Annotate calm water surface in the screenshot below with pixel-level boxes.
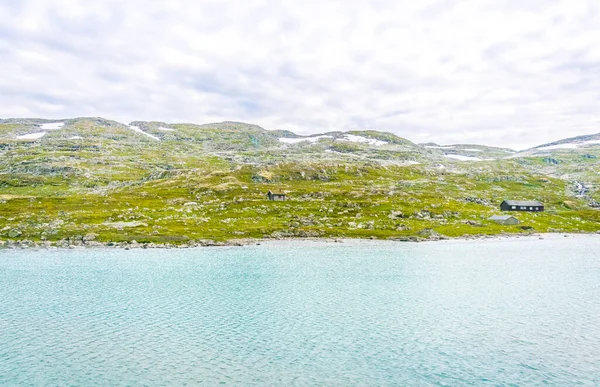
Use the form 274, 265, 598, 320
0, 236, 599, 386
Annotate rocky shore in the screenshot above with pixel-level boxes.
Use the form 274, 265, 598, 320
0, 238, 257, 250
0, 232, 595, 250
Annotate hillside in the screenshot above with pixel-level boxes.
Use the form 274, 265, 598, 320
420, 143, 517, 161
1, 117, 600, 247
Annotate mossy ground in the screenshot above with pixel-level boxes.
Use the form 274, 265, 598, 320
2, 119, 600, 245
2, 158, 599, 245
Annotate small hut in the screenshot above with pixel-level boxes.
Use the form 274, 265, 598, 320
500, 200, 544, 212
267, 190, 286, 201
488, 215, 519, 225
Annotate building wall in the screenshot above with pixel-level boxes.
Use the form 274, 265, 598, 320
501, 202, 544, 212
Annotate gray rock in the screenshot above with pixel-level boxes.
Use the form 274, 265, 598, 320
83, 233, 98, 242
8, 229, 22, 238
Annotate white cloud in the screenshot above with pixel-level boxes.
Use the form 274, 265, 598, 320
0, 0, 599, 149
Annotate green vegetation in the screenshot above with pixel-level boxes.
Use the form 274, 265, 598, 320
1, 118, 600, 247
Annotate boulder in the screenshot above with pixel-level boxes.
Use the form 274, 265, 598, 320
8, 229, 22, 238
83, 233, 98, 242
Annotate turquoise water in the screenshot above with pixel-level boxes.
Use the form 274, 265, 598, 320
0, 237, 599, 386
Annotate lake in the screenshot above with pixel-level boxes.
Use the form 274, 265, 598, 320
0, 236, 599, 385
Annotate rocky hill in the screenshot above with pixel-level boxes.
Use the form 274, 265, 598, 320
1, 117, 600, 247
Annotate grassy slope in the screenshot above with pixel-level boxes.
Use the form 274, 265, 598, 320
1, 119, 600, 245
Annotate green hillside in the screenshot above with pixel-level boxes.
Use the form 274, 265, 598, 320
1, 118, 600, 247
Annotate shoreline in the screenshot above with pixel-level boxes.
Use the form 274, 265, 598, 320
1, 232, 599, 250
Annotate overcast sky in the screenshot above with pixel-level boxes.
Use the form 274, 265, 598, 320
1, 0, 599, 149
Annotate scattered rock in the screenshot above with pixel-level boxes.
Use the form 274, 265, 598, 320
102, 221, 148, 230
416, 228, 447, 240
463, 220, 483, 226
8, 229, 22, 238
83, 233, 98, 242
388, 210, 405, 219
463, 197, 490, 206
543, 157, 559, 165
415, 210, 431, 219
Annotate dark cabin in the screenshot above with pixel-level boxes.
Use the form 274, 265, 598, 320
500, 200, 544, 212
267, 190, 286, 201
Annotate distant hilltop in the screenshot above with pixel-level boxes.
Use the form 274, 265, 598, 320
2, 117, 598, 164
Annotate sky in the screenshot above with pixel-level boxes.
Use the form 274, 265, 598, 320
1, 0, 600, 149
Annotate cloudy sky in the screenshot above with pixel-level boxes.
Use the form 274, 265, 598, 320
1, 0, 599, 149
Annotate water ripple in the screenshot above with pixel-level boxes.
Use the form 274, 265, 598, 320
0, 238, 599, 385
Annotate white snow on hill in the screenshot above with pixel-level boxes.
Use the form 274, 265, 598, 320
339, 134, 387, 146
17, 122, 65, 139
69, 136, 83, 140
445, 154, 486, 161
534, 138, 600, 151
581, 139, 600, 145
537, 143, 578, 150
462, 148, 483, 152
280, 134, 387, 146
39, 122, 64, 130
158, 127, 175, 131
128, 125, 160, 140
425, 145, 454, 149
279, 135, 333, 144
17, 132, 46, 140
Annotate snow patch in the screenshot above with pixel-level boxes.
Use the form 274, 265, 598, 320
279, 135, 333, 144
462, 148, 483, 152
17, 132, 46, 140
581, 139, 600, 145
39, 122, 64, 130
425, 145, 454, 149
339, 134, 387, 146
128, 125, 160, 140
281, 134, 386, 146
536, 140, 600, 149
537, 143, 578, 150
69, 136, 83, 140
158, 127, 175, 131
444, 154, 484, 161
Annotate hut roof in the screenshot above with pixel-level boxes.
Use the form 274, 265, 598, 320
502, 200, 543, 207
489, 215, 516, 221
